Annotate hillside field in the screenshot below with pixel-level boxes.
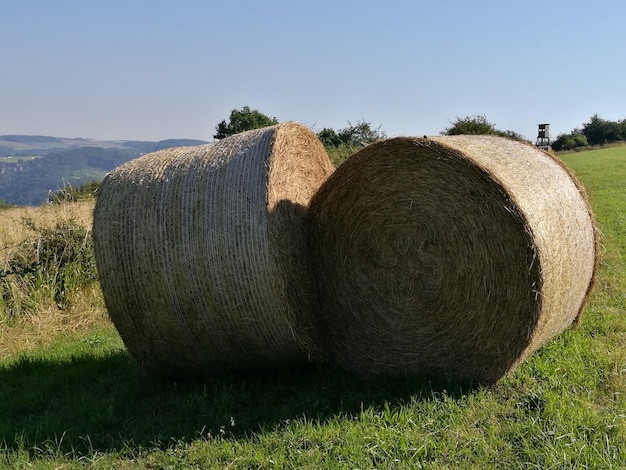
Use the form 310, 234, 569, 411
0, 146, 625, 468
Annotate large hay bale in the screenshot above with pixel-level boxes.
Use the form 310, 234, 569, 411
309, 135, 597, 384
93, 123, 334, 377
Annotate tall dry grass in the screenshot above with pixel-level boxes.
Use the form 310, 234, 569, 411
0, 200, 110, 359
0, 201, 94, 248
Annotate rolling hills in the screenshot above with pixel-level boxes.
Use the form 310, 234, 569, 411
0, 135, 209, 205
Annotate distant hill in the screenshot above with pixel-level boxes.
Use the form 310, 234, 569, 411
0, 135, 209, 205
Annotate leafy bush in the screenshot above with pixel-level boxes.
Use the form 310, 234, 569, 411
318, 120, 386, 166
0, 218, 97, 316
442, 114, 497, 135
324, 144, 354, 166
552, 132, 589, 151
442, 115, 528, 142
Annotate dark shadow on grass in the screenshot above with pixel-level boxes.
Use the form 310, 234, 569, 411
0, 349, 477, 457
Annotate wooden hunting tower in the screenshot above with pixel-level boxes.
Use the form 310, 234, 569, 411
536, 123, 550, 147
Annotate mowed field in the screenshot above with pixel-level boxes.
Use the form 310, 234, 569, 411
1, 145, 625, 469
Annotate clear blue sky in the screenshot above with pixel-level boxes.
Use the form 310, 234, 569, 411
1, 0, 624, 142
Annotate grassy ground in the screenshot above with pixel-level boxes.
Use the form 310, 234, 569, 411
1, 147, 625, 468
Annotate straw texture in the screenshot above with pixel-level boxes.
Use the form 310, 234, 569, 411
93, 123, 334, 377
308, 135, 597, 384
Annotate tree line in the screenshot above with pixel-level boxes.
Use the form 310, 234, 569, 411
217, 107, 626, 154
551, 114, 626, 151
2, 107, 622, 206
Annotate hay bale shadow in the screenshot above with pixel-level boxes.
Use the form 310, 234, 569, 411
0, 349, 476, 457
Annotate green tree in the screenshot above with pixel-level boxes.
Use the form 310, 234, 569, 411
582, 114, 623, 146
213, 106, 279, 139
317, 128, 342, 148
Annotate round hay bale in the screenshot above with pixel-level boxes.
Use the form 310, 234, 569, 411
93, 122, 334, 377
308, 135, 597, 384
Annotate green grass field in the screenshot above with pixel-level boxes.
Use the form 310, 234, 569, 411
1, 146, 625, 469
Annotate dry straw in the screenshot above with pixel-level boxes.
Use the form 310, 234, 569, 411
309, 135, 597, 384
93, 123, 334, 377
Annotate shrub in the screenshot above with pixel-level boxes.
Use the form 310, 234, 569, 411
442, 115, 528, 142
552, 132, 589, 152
325, 144, 353, 166
442, 114, 496, 135
317, 120, 386, 166
0, 218, 97, 317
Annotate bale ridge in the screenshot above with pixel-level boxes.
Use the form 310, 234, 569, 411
93, 123, 334, 377
308, 135, 597, 384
